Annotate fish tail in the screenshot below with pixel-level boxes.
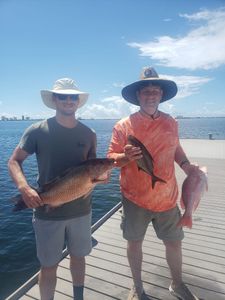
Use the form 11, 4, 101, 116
152, 175, 166, 189
176, 215, 192, 229
11, 195, 28, 211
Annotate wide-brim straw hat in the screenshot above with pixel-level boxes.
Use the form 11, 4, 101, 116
122, 67, 177, 106
41, 78, 89, 109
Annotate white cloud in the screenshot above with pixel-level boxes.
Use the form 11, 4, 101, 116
33, 111, 54, 119
101, 96, 124, 103
188, 106, 225, 117
112, 82, 126, 88
78, 95, 138, 119
128, 8, 225, 70
161, 100, 225, 117
0, 111, 10, 117
168, 75, 212, 99
160, 102, 175, 115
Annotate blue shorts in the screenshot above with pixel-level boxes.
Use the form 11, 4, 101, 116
32, 213, 92, 267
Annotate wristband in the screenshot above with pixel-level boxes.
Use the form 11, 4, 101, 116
180, 159, 190, 168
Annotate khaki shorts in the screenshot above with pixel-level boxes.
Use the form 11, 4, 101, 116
121, 196, 184, 241
32, 213, 92, 267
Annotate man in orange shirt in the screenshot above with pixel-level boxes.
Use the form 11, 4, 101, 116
108, 67, 199, 300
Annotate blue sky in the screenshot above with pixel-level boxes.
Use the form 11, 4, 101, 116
1, 0, 225, 119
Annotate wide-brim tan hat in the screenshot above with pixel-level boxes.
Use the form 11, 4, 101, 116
122, 67, 177, 106
41, 78, 89, 109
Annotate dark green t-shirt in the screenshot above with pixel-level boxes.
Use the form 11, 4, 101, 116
19, 117, 97, 220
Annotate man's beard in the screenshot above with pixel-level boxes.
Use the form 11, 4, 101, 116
60, 109, 75, 116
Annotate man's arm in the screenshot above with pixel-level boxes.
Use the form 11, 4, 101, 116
108, 144, 142, 167
8, 146, 43, 208
175, 143, 199, 175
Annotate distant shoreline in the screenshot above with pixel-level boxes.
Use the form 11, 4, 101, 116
174, 116, 225, 119
1, 116, 225, 122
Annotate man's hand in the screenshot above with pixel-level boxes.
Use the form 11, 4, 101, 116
182, 162, 200, 176
19, 185, 44, 208
124, 144, 143, 161
108, 144, 143, 168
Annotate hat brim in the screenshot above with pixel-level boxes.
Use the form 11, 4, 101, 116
40, 89, 89, 110
121, 78, 177, 106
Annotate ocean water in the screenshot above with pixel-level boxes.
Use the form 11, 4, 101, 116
0, 117, 225, 299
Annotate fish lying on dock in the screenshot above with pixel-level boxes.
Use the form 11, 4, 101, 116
177, 166, 208, 229
12, 158, 115, 211
127, 135, 166, 189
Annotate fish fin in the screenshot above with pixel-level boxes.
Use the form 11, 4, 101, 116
200, 166, 207, 174
40, 177, 62, 192
152, 175, 166, 189
11, 195, 28, 212
11, 194, 22, 202
177, 215, 192, 229
11, 187, 40, 211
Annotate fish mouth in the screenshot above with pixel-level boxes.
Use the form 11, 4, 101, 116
93, 171, 111, 183
107, 158, 115, 165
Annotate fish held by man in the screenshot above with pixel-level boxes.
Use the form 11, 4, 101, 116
12, 158, 115, 211
127, 135, 166, 189
177, 166, 208, 229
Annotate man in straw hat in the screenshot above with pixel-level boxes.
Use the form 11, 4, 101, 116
107, 67, 200, 300
8, 78, 96, 300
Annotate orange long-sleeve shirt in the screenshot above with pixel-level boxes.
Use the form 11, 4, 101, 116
108, 111, 180, 212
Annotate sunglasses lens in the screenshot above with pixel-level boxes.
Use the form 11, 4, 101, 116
55, 94, 79, 101
57, 94, 67, 100
70, 95, 79, 101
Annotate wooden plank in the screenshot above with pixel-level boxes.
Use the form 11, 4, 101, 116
180, 139, 225, 159
88, 235, 225, 275
101, 221, 225, 247
95, 225, 225, 258
57, 267, 128, 299
19, 296, 35, 300
88, 247, 225, 284
58, 261, 175, 300
93, 233, 225, 269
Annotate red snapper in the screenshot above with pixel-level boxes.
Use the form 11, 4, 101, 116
11, 158, 115, 211
177, 166, 208, 229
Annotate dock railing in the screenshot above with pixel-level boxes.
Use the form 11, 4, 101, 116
5, 201, 122, 300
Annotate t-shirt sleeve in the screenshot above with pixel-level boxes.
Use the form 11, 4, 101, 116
107, 123, 126, 157
19, 124, 37, 154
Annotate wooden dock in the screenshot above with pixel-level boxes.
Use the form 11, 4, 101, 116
6, 140, 225, 300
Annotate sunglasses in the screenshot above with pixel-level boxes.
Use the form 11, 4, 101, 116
53, 93, 79, 101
